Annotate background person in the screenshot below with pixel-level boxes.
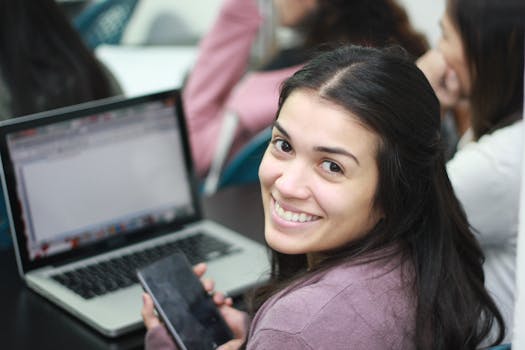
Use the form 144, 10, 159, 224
417, 0, 523, 340
0, 0, 122, 121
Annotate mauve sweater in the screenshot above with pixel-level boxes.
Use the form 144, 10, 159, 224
145, 255, 416, 350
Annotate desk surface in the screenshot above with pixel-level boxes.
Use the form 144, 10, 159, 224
95, 45, 198, 98
0, 184, 264, 350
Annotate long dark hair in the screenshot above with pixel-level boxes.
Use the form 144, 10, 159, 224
248, 45, 505, 349
302, 0, 428, 58
0, 0, 118, 118
447, 0, 524, 139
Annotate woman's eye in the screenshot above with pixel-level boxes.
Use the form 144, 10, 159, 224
321, 160, 343, 174
274, 139, 293, 153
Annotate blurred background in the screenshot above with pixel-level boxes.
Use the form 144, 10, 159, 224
59, 0, 444, 97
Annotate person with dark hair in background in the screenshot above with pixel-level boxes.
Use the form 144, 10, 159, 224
143, 45, 505, 350
183, 0, 429, 178
417, 0, 523, 341
0, 0, 122, 120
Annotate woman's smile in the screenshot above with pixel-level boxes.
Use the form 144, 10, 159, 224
272, 197, 321, 225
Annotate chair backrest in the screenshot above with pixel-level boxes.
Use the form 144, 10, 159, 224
0, 187, 11, 249
73, 0, 139, 49
488, 344, 512, 350
217, 126, 271, 190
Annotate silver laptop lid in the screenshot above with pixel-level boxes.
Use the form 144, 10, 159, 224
0, 89, 203, 275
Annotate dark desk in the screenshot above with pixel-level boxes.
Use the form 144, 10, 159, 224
0, 184, 264, 350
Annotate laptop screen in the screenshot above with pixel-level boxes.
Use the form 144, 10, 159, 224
0, 90, 199, 266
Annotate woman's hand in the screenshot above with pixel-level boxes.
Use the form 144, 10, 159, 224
417, 49, 461, 110
217, 338, 245, 350
216, 303, 250, 350
141, 262, 250, 349
142, 292, 162, 330
141, 262, 218, 330
205, 280, 250, 348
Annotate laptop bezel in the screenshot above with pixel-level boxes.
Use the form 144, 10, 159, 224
0, 89, 204, 274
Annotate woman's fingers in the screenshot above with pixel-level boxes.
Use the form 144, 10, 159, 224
213, 291, 233, 306
202, 278, 215, 293
219, 305, 249, 340
417, 49, 447, 88
193, 262, 207, 277
416, 49, 461, 109
193, 263, 217, 294
217, 338, 245, 350
439, 68, 460, 107
141, 293, 161, 330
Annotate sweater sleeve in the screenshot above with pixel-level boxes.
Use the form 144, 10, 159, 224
145, 325, 178, 350
182, 0, 263, 176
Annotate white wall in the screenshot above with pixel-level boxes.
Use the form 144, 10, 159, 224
397, 0, 444, 47
122, 0, 444, 47
122, 0, 222, 45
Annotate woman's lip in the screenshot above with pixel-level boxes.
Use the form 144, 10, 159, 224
272, 195, 318, 217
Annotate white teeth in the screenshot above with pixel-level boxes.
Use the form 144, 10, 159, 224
274, 201, 317, 223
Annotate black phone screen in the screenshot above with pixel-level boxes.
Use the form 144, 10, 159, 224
137, 252, 233, 350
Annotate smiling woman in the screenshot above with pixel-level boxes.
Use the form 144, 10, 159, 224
247, 45, 507, 350
143, 45, 506, 350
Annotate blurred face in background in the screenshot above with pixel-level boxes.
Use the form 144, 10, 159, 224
273, 0, 318, 27
438, 10, 471, 97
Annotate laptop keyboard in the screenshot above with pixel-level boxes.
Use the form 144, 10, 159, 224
51, 232, 239, 299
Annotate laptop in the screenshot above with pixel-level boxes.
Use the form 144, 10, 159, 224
0, 89, 269, 337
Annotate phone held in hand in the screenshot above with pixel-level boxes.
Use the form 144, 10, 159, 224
137, 252, 233, 350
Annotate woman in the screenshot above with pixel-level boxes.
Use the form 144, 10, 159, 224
143, 45, 505, 349
183, 0, 429, 178
417, 0, 523, 340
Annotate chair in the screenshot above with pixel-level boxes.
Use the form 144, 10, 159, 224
219, 126, 271, 188
0, 187, 11, 249
73, 0, 139, 49
488, 344, 511, 350
202, 126, 271, 195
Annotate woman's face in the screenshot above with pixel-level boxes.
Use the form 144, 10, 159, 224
259, 90, 383, 257
273, 0, 318, 27
438, 11, 471, 96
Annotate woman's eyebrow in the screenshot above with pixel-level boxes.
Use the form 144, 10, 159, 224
273, 121, 290, 139
314, 146, 360, 166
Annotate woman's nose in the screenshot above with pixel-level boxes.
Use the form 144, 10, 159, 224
274, 161, 310, 199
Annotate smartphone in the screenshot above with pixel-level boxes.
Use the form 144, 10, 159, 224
137, 252, 233, 350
